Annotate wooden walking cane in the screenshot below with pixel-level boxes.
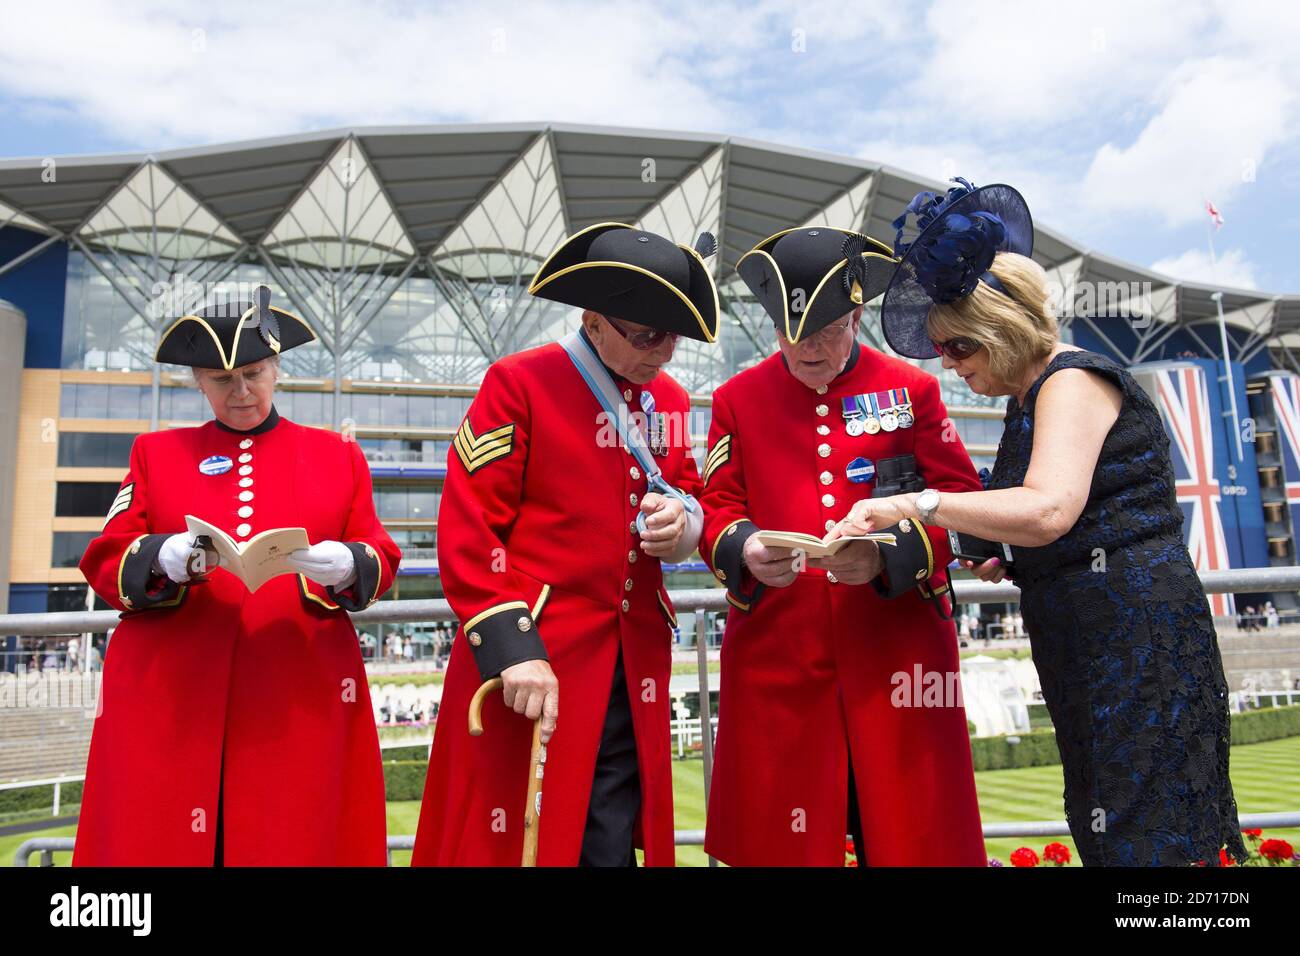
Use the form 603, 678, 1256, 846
469, 677, 545, 867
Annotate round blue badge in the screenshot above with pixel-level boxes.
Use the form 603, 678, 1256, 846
846, 457, 876, 483
199, 455, 233, 476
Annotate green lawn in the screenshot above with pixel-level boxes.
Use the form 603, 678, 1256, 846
7, 737, 1297, 867
975, 736, 1300, 865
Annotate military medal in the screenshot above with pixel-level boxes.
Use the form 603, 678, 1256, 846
841, 396, 866, 437
641, 391, 668, 456
862, 393, 882, 434
872, 388, 906, 432
894, 388, 914, 428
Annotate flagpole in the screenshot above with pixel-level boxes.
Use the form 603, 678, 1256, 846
1206, 203, 1243, 464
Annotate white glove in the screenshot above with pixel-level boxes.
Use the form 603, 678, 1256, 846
288, 541, 357, 589
157, 533, 206, 584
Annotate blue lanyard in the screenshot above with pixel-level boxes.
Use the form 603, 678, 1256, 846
560, 330, 700, 533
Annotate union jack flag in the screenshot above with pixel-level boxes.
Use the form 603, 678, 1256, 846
1154, 366, 1235, 616
1269, 376, 1300, 531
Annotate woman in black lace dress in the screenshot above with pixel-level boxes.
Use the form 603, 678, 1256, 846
835, 179, 1245, 866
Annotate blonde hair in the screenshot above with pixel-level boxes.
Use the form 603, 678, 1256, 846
927, 252, 1058, 387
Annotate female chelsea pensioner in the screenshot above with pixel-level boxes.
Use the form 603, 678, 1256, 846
834, 179, 1246, 867
75, 287, 400, 866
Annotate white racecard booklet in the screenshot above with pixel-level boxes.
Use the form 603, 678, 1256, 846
753, 529, 897, 559
185, 515, 311, 592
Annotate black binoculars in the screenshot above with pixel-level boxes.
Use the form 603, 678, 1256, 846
872, 454, 926, 498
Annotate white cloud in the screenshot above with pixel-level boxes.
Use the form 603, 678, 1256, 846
2, 0, 1298, 293
1150, 246, 1258, 290
1080, 56, 1292, 227
0, 1, 749, 145
853, 136, 1085, 239
845, 1, 1300, 243
899, 0, 1211, 132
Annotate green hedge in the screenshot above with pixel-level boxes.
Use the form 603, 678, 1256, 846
382, 745, 430, 762
369, 673, 445, 689
970, 730, 1063, 771
969, 704, 1300, 772
1230, 703, 1300, 745
6, 707, 1296, 811
1027, 703, 1053, 729
383, 760, 430, 801
0, 781, 83, 815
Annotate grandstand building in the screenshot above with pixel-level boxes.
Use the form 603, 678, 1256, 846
1, 122, 1298, 660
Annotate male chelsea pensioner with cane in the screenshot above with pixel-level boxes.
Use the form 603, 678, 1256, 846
699, 227, 987, 866
412, 224, 720, 866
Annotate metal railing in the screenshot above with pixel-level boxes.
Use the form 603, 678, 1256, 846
12, 566, 1300, 637
4, 565, 1300, 867
16, 811, 1300, 866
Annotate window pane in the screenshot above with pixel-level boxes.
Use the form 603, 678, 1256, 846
350, 393, 381, 426
57, 432, 136, 467
55, 482, 121, 517
166, 387, 206, 420
106, 385, 137, 419
52, 531, 97, 568
291, 391, 325, 424
406, 395, 437, 428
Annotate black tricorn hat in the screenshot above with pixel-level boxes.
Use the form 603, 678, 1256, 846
528, 223, 720, 342
736, 227, 897, 343
155, 286, 316, 369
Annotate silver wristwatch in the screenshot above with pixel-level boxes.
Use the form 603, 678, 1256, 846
915, 488, 941, 524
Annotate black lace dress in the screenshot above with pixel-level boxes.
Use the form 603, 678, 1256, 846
987, 349, 1246, 866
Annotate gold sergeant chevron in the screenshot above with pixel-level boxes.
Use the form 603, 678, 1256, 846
453, 420, 516, 474
703, 434, 731, 484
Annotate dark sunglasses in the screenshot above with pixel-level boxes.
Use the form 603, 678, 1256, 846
604, 315, 678, 350
931, 336, 982, 360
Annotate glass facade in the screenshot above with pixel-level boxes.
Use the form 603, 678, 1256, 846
356, 438, 447, 463
52, 531, 97, 568
47, 152, 1010, 601
54, 482, 121, 517
59, 250, 1006, 415
57, 431, 136, 467
374, 484, 440, 521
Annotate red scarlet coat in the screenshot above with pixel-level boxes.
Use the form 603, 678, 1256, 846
699, 344, 987, 866
412, 342, 698, 866
75, 410, 399, 866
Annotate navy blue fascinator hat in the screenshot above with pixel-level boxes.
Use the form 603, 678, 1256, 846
880, 178, 1033, 359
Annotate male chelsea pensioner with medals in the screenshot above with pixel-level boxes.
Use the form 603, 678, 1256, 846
699, 228, 987, 866
412, 224, 720, 866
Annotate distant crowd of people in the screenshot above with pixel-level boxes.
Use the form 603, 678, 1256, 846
358, 624, 456, 667
1238, 602, 1282, 631
2, 636, 105, 673
956, 609, 1025, 643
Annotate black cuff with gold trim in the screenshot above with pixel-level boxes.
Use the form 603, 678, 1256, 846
710, 518, 764, 610
872, 518, 936, 600
119, 533, 186, 611
463, 602, 548, 681
327, 542, 383, 611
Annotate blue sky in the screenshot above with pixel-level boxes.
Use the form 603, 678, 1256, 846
2, 0, 1297, 292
